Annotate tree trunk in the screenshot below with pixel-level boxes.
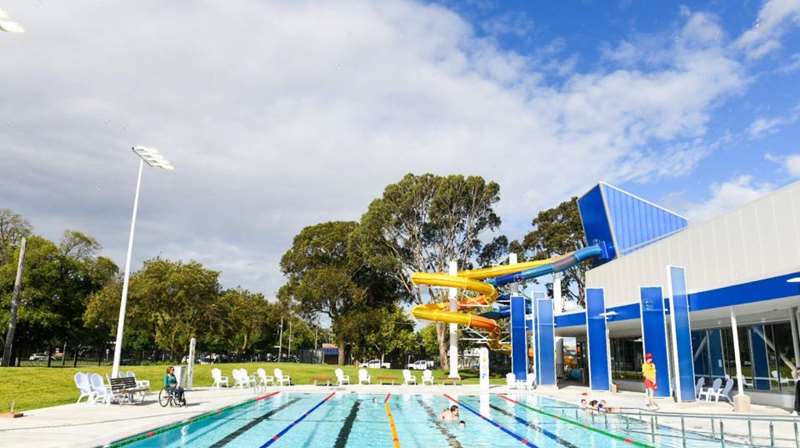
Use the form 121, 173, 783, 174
73, 348, 79, 368
435, 322, 448, 370
46, 344, 52, 368
61, 341, 67, 367
337, 336, 345, 366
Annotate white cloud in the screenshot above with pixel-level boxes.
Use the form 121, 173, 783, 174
0, 1, 745, 295
748, 105, 800, 138
765, 152, 800, 176
684, 175, 776, 220
736, 0, 800, 59
778, 53, 800, 73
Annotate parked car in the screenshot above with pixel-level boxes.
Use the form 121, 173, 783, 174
406, 360, 432, 370
28, 353, 51, 361
359, 359, 390, 369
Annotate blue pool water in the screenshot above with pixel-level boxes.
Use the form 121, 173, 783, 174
115, 392, 727, 447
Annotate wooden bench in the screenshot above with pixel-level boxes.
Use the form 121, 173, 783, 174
311, 376, 333, 386
376, 376, 399, 385
439, 378, 462, 386
109, 376, 149, 403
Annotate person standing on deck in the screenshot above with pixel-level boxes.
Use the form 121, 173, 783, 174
642, 353, 658, 409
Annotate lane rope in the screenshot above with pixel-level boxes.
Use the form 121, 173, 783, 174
499, 394, 652, 448
258, 392, 335, 448
443, 394, 539, 447
384, 393, 401, 447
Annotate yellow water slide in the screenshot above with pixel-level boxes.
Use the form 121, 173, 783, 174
410, 260, 550, 351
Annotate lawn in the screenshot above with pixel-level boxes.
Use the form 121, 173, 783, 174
0, 362, 504, 412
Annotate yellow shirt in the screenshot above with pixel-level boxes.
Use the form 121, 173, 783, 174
642, 361, 656, 382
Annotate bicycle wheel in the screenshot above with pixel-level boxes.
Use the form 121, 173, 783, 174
158, 388, 171, 407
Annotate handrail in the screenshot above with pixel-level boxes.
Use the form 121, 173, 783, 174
538, 405, 800, 422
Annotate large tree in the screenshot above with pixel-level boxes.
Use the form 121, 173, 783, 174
354, 173, 502, 369
521, 197, 589, 308
280, 221, 397, 365
0, 209, 32, 264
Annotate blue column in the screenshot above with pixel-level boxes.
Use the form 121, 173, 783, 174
708, 329, 725, 379
668, 266, 696, 402
536, 298, 556, 386
586, 288, 611, 391
640, 287, 671, 398
510, 295, 528, 381
750, 325, 771, 390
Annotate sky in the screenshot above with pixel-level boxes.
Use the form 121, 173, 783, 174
1, 0, 799, 298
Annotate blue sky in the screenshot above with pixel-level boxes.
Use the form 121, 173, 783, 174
2, 0, 799, 295
439, 0, 800, 223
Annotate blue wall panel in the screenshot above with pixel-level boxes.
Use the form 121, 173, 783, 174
578, 185, 617, 262
555, 312, 585, 328
708, 329, 725, 378
640, 287, 671, 398
510, 295, 528, 381
600, 183, 688, 257
536, 298, 556, 386
750, 325, 770, 390
586, 288, 611, 391
668, 267, 695, 401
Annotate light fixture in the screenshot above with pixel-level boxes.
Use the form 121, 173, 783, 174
0, 8, 25, 33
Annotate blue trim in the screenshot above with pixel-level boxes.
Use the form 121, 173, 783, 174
586, 289, 611, 391
669, 267, 695, 402
536, 298, 556, 386
510, 296, 528, 381
750, 325, 770, 390
690, 271, 800, 311
555, 312, 585, 328
640, 287, 671, 398
605, 302, 641, 322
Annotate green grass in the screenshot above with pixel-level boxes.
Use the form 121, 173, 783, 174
0, 362, 504, 412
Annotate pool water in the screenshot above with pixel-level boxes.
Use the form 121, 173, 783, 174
114, 392, 727, 448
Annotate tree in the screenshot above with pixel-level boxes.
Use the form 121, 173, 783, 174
85, 258, 220, 360
0, 209, 32, 264
354, 173, 502, 369
216, 288, 271, 355
279, 221, 396, 365
521, 197, 589, 308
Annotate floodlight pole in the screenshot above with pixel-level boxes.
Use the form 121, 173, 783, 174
111, 159, 144, 378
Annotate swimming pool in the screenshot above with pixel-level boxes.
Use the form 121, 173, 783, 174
110, 392, 728, 447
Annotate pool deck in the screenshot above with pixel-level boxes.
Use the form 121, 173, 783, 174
0, 384, 796, 447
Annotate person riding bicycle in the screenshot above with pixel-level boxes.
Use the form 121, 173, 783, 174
163, 366, 186, 405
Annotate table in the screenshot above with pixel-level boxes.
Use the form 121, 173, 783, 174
376, 376, 399, 385
311, 376, 333, 386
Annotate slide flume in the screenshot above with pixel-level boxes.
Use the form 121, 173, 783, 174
411, 246, 603, 351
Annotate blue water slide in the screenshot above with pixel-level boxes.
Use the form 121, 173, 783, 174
487, 245, 604, 288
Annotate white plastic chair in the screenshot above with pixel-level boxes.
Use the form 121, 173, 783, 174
74, 372, 93, 403
241, 368, 256, 387
89, 373, 112, 405
506, 372, 517, 390
212, 368, 229, 388
524, 373, 536, 390
694, 377, 705, 399
126, 371, 150, 389
422, 370, 434, 385
402, 369, 417, 385
335, 368, 351, 385
358, 368, 371, 385
708, 378, 734, 403
698, 378, 722, 401
257, 368, 274, 387
274, 368, 291, 386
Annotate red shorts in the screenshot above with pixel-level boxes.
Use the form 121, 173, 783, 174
644, 379, 657, 390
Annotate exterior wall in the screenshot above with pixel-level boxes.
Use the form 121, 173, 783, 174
586, 180, 800, 308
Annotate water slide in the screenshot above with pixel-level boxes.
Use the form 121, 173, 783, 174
411, 245, 604, 350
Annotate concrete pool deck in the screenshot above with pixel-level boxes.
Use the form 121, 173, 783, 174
0, 384, 796, 447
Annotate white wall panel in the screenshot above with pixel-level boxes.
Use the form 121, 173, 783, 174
587, 180, 800, 308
